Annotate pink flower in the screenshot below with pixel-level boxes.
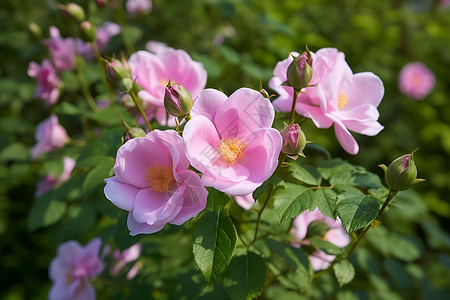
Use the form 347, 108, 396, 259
126, 0, 152, 17
35, 156, 76, 197
77, 22, 121, 60
183, 88, 282, 210
269, 48, 384, 155
27, 59, 60, 107
145, 40, 169, 54
45, 26, 76, 72
48, 238, 104, 300
31, 114, 68, 159
398, 61, 435, 100
292, 208, 350, 271
110, 243, 141, 279
104, 130, 208, 236
128, 48, 207, 126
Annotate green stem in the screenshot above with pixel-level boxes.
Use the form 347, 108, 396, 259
345, 190, 398, 258
250, 184, 275, 246
91, 41, 116, 101
129, 92, 153, 132
111, 0, 135, 55
289, 90, 300, 125
75, 59, 99, 112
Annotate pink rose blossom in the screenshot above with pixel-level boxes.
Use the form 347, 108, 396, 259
292, 208, 350, 271
77, 22, 121, 60
110, 243, 141, 279
27, 59, 60, 107
48, 238, 104, 300
269, 48, 384, 155
398, 61, 435, 100
126, 0, 152, 17
104, 130, 208, 236
45, 26, 76, 72
183, 88, 282, 210
145, 40, 169, 54
31, 114, 68, 159
35, 156, 76, 197
128, 48, 207, 126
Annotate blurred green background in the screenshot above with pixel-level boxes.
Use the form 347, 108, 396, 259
1, 0, 449, 299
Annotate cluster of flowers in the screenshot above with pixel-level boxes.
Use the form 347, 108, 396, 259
26, 3, 433, 297
48, 238, 141, 300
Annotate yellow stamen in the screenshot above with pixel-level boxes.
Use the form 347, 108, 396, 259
160, 78, 168, 87
338, 92, 349, 110
145, 164, 174, 192
219, 137, 247, 165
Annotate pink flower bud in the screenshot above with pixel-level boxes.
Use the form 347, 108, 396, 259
79, 21, 97, 42
58, 2, 86, 22
283, 48, 313, 91
380, 149, 424, 191
280, 124, 307, 158
106, 57, 131, 83
164, 81, 193, 117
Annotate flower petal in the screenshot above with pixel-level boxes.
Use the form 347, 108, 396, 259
104, 177, 138, 211
127, 213, 165, 236
233, 193, 255, 210
191, 88, 228, 120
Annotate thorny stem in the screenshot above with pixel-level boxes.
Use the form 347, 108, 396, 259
289, 89, 300, 125
345, 189, 398, 258
129, 91, 153, 132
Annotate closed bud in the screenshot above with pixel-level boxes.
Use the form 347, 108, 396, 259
106, 57, 131, 83
128, 127, 146, 139
283, 47, 313, 91
59, 3, 86, 23
118, 78, 134, 93
79, 21, 97, 42
96, 0, 107, 8
164, 81, 193, 117
28, 22, 42, 40
379, 149, 424, 191
280, 124, 307, 159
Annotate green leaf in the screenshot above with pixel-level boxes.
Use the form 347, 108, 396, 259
333, 259, 355, 286
192, 210, 237, 283
273, 182, 316, 222
266, 239, 313, 291
336, 192, 380, 234
82, 157, 114, 196
223, 251, 267, 300
205, 188, 230, 211
59, 203, 96, 239
309, 237, 344, 255
289, 163, 322, 186
0, 142, 29, 161
315, 188, 337, 219
27, 192, 66, 231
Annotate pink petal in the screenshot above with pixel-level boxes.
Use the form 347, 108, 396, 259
169, 170, 208, 225
214, 88, 275, 139
104, 177, 138, 211
132, 187, 184, 225
233, 193, 255, 210
183, 115, 222, 172
127, 212, 165, 236
309, 250, 335, 271
67, 279, 96, 300
191, 88, 228, 120
342, 72, 384, 109
332, 118, 359, 155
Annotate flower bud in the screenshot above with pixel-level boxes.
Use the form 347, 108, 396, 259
280, 124, 307, 159
128, 127, 146, 139
106, 57, 131, 84
96, 0, 107, 8
283, 48, 313, 91
379, 149, 424, 191
79, 21, 97, 42
164, 81, 193, 117
28, 22, 42, 40
59, 3, 86, 23
118, 78, 134, 93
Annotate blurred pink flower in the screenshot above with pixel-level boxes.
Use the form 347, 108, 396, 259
110, 243, 141, 279
27, 59, 60, 107
269, 48, 384, 155
35, 156, 76, 197
77, 22, 121, 60
183, 88, 282, 210
31, 114, 68, 159
104, 130, 208, 236
128, 48, 207, 126
45, 26, 76, 72
126, 0, 152, 17
398, 61, 435, 100
292, 208, 350, 271
48, 238, 104, 300
145, 40, 169, 54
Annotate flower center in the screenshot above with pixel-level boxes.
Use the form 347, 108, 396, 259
219, 137, 247, 165
145, 164, 174, 192
338, 92, 349, 110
